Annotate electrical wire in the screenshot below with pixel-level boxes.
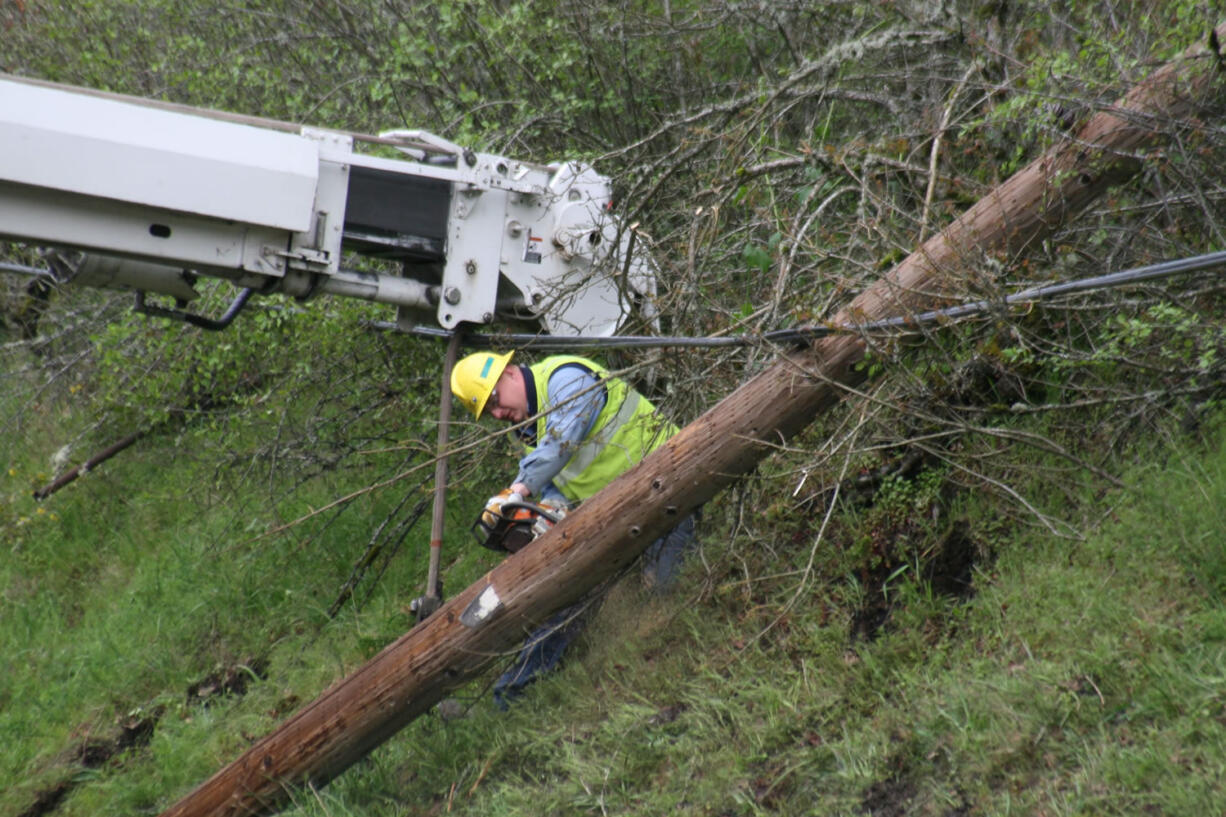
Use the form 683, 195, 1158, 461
375, 249, 1226, 351
9, 248, 1225, 348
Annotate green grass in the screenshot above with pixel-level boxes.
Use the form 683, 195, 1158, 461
4, 370, 1226, 817
292, 432, 1226, 817
0, 370, 497, 816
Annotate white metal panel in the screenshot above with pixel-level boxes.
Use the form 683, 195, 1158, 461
0, 180, 286, 277
0, 78, 318, 232
439, 186, 505, 328
295, 129, 351, 272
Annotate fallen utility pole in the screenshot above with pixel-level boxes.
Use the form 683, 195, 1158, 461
160, 23, 1226, 817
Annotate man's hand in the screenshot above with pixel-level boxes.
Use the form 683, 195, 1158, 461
481, 488, 523, 527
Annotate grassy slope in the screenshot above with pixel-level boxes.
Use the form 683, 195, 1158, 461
3, 371, 1224, 816
0, 362, 497, 816
337, 433, 1225, 817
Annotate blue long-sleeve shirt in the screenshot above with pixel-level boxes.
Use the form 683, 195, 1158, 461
514, 364, 606, 504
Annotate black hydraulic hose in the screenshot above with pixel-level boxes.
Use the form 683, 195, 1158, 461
0, 264, 256, 330
134, 287, 255, 330
380, 249, 1226, 351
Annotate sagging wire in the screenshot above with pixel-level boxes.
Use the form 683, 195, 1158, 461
376, 249, 1226, 351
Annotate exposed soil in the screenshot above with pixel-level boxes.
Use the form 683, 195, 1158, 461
18, 709, 161, 817
20, 656, 267, 817
851, 520, 986, 644
860, 774, 917, 817
185, 656, 269, 705
922, 524, 979, 599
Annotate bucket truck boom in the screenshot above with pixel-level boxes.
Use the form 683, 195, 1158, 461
0, 75, 655, 335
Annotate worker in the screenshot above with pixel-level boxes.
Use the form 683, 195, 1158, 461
451, 349, 698, 707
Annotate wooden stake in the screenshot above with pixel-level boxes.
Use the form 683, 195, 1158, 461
417, 331, 461, 620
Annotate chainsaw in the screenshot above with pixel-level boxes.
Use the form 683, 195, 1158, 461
471, 499, 566, 554
412, 499, 566, 622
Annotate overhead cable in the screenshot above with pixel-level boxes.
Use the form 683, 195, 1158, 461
381, 249, 1226, 351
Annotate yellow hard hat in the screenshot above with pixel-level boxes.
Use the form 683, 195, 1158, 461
451, 350, 514, 419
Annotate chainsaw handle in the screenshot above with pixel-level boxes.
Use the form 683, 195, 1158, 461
499, 500, 563, 524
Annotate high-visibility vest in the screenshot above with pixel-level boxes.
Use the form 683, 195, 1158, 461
526, 355, 677, 502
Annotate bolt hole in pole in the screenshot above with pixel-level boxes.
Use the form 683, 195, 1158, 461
149, 224, 172, 238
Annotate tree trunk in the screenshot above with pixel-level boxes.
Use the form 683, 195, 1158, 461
160, 24, 1226, 817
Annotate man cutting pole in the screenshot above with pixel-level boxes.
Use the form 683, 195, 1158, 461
451, 350, 698, 706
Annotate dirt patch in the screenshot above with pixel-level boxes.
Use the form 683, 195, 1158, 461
21, 657, 268, 817
860, 774, 917, 817
796, 448, 988, 644
19, 709, 161, 817
186, 656, 269, 705
850, 593, 895, 642
850, 519, 987, 643
923, 523, 980, 602
647, 702, 687, 726
18, 781, 73, 817
746, 759, 796, 809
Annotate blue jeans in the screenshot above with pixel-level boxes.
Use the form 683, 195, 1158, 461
493, 514, 698, 709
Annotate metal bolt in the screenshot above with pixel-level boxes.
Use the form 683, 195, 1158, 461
444, 287, 461, 305
482, 312, 493, 323
465, 260, 478, 276
628, 525, 642, 537
507, 220, 523, 238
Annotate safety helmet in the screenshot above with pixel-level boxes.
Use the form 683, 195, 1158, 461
451, 350, 514, 419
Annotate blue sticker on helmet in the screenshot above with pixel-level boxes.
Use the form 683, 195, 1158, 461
480, 356, 494, 378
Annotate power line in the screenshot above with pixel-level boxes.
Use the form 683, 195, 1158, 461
379, 249, 1226, 351
9, 248, 1225, 348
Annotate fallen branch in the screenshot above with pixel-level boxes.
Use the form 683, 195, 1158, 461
33, 431, 145, 500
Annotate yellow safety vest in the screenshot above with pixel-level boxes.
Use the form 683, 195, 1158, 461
526, 355, 676, 502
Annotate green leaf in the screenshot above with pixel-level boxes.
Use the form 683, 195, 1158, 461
742, 245, 771, 273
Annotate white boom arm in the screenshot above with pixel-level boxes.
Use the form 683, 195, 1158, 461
0, 76, 656, 336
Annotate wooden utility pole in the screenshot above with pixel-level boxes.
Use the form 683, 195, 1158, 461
160, 24, 1226, 817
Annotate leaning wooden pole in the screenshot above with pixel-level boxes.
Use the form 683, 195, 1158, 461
161, 25, 1226, 817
